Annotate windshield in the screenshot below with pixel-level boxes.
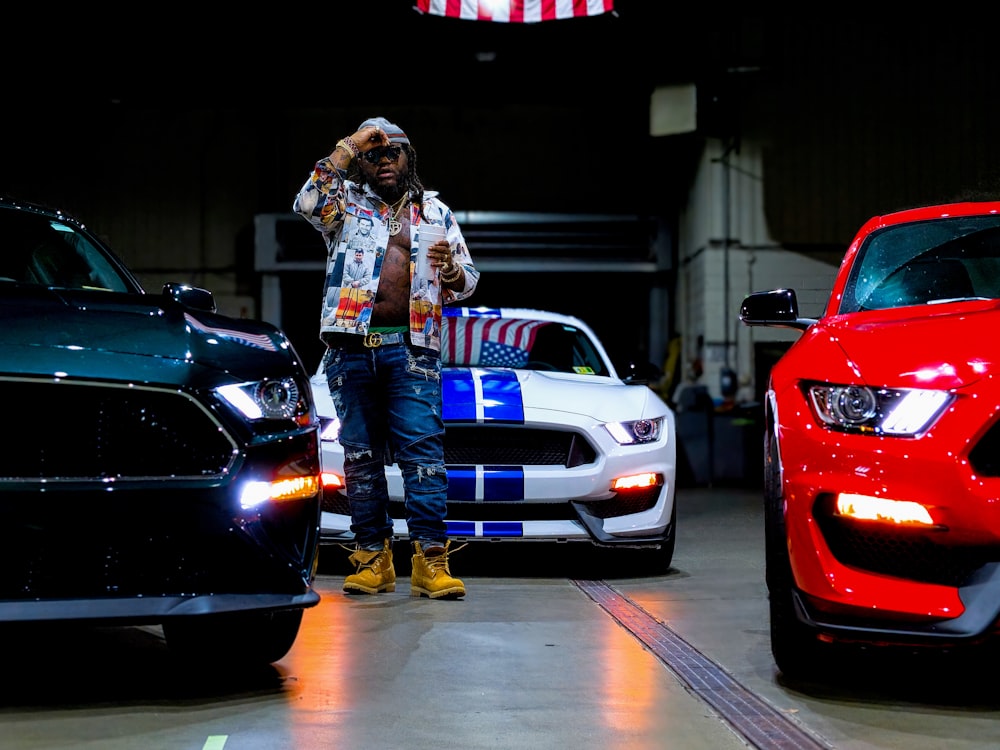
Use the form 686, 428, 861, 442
841, 215, 1000, 313
0, 207, 134, 292
441, 317, 610, 376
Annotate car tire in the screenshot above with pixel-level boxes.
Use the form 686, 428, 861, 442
763, 426, 832, 681
163, 608, 304, 666
656, 498, 677, 571
624, 498, 676, 574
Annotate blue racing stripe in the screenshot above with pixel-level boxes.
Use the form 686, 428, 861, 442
484, 465, 524, 501
446, 466, 524, 501
480, 370, 524, 422
443, 521, 524, 538
442, 368, 525, 423
483, 522, 523, 537
446, 521, 476, 536
442, 369, 476, 421
446, 466, 476, 500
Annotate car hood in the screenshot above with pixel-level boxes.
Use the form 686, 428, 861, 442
2, 287, 297, 386
441, 367, 665, 423
815, 303, 1000, 390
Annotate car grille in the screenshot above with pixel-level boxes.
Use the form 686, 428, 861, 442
585, 486, 661, 518
0, 377, 237, 481
442, 426, 597, 467
4, 518, 261, 598
815, 495, 999, 587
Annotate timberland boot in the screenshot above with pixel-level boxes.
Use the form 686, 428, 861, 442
410, 540, 467, 599
343, 539, 396, 594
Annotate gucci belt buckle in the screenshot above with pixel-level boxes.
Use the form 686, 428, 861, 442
363, 332, 383, 348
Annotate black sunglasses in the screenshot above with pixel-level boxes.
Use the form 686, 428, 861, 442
362, 145, 403, 164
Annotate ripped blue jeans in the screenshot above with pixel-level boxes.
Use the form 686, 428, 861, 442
323, 342, 448, 549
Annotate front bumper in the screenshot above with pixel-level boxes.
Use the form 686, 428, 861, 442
793, 561, 1000, 646
0, 431, 322, 617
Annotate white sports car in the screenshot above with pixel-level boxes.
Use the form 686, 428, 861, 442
311, 307, 677, 566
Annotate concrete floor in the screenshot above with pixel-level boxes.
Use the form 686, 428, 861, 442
3, 488, 1000, 749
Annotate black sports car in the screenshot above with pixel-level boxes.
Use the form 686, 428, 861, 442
0, 197, 322, 665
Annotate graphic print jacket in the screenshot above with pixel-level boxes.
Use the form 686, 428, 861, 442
293, 156, 479, 352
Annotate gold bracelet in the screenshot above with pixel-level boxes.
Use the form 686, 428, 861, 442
335, 137, 360, 159
439, 263, 463, 283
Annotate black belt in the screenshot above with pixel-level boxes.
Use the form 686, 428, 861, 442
322, 331, 409, 350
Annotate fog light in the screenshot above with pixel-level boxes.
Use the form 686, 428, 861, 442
835, 493, 934, 526
240, 476, 320, 509
611, 472, 662, 491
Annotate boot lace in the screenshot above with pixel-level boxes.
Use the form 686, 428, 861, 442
424, 542, 467, 573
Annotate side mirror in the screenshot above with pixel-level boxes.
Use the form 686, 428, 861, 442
622, 360, 661, 385
162, 282, 217, 313
739, 288, 814, 331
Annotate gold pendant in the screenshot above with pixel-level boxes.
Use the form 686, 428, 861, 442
389, 220, 401, 236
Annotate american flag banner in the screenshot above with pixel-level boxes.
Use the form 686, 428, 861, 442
414, 0, 615, 23
443, 317, 547, 367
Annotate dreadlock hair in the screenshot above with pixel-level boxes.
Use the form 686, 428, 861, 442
401, 144, 427, 223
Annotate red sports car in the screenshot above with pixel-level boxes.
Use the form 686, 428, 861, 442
740, 200, 1000, 679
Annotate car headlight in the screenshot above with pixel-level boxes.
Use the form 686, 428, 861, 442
803, 382, 953, 437
217, 377, 304, 420
604, 417, 664, 445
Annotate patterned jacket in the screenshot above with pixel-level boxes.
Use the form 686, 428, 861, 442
293, 156, 479, 352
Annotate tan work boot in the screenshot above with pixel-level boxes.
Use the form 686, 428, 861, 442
411, 541, 467, 599
343, 539, 396, 594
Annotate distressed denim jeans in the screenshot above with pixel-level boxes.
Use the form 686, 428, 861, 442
323, 342, 448, 549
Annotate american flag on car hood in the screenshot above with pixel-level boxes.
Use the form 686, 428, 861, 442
414, 0, 615, 23
443, 316, 547, 367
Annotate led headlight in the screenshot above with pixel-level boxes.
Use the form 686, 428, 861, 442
218, 377, 302, 420
604, 417, 664, 445
804, 381, 952, 436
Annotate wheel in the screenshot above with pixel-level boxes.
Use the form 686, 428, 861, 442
619, 499, 676, 574
653, 497, 677, 571
163, 608, 304, 666
763, 426, 832, 680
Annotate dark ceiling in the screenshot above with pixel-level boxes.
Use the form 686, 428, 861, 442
13, 3, 768, 107
14, 8, 992, 115
8, 7, 1000, 248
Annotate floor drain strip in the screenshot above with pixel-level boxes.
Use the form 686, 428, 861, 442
573, 579, 831, 750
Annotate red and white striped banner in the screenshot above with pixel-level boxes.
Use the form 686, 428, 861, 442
414, 0, 615, 23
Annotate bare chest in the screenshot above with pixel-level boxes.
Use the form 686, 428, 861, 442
372, 211, 411, 325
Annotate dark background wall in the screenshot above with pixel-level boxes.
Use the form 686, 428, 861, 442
5, 7, 1000, 367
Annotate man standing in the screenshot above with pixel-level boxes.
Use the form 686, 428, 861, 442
293, 116, 479, 598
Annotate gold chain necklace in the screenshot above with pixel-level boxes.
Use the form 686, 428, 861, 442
387, 193, 409, 236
